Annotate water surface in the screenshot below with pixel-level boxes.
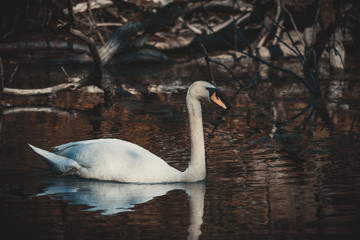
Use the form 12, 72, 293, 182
1, 63, 360, 239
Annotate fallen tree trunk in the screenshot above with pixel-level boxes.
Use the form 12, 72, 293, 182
52, 22, 145, 65
52, 1, 201, 65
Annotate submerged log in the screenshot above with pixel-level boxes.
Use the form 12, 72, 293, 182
109, 48, 170, 64
0, 41, 90, 53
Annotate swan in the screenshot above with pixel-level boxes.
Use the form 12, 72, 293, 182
29, 81, 229, 183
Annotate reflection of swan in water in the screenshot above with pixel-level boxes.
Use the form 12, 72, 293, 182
36, 177, 205, 239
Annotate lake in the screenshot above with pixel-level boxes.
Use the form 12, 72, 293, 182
1, 60, 360, 239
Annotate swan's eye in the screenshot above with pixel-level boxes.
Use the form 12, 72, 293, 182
206, 87, 217, 99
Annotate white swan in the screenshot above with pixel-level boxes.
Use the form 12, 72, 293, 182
29, 81, 229, 183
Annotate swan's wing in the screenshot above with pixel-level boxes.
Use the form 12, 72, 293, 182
29, 144, 82, 174
52, 139, 113, 152
33, 139, 183, 183
52, 139, 123, 168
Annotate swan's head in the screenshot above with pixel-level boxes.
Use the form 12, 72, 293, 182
188, 81, 230, 109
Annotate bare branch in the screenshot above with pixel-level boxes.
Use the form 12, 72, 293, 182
69, 28, 103, 87
202, 20, 317, 95
258, 12, 305, 65
1, 78, 88, 96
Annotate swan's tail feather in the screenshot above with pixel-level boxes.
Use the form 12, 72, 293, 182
29, 144, 82, 175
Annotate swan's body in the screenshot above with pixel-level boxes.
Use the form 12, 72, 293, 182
29, 81, 228, 183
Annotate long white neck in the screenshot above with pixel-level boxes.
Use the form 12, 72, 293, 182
182, 94, 206, 182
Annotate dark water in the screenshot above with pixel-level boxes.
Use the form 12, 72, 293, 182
1, 63, 360, 239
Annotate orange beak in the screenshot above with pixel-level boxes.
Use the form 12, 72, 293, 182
210, 91, 228, 109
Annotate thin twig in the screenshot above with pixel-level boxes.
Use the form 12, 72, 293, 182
200, 43, 215, 85
257, 18, 270, 48
272, 19, 283, 45
2, 3, 20, 40
67, 0, 75, 27
282, 5, 306, 48
311, 1, 321, 47
42, 0, 52, 51
9, 65, 19, 84
267, 13, 308, 67
42, 0, 52, 86
208, 58, 245, 88
85, 0, 105, 44
61, 66, 71, 81
0, 57, 4, 91
333, 45, 344, 67
232, 13, 253, 52
232, 0, 237, 49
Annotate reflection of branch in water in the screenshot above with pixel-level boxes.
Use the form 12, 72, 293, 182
272, 103, 315, 134
274, 100, 333, 135
1, 106, 75, 115
0, 103, 109, 134
300, 106, 315, 133
243, 98, 336, 145
273, 103, 313, 130
207, 89, 240, 143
